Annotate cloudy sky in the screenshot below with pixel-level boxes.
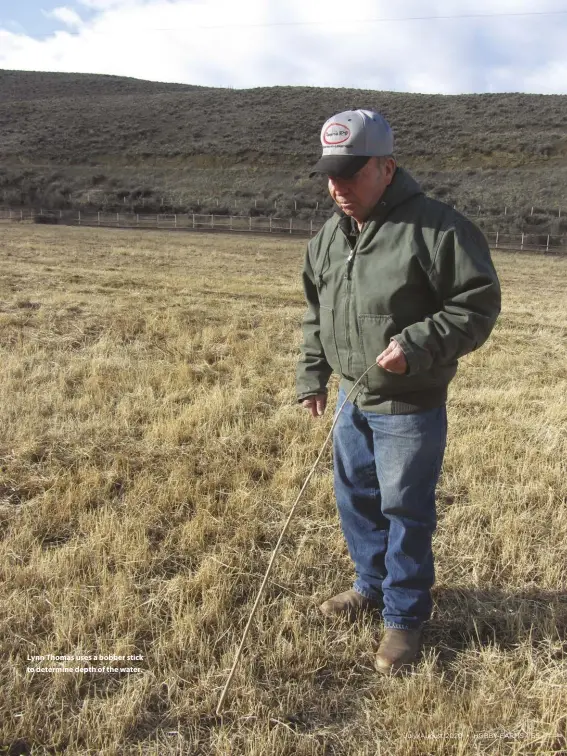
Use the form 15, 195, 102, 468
0, 0, 566, 93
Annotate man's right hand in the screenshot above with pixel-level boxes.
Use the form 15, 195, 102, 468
301, 393, 327, 418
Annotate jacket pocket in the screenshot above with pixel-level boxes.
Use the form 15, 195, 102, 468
320, 304, 343, 375
358, 313, 401, 392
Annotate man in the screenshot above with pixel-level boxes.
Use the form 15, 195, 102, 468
296, 109, 501, 674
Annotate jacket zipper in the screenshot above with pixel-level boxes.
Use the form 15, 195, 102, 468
346, 249, 355, 279
345, 222, 364, 279
342, 225, 364, 377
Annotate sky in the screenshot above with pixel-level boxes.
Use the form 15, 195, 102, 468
0, 0, 566, 94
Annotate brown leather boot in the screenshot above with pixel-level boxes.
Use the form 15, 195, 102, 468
374, 627, 423, 674
319, 589, 383, 621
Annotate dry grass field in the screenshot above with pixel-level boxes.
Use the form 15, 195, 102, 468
0, 224, 566, 755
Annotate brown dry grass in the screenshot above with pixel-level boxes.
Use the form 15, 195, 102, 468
0, 225, 566, 755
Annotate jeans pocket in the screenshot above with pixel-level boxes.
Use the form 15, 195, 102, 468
320, 304, 343, 374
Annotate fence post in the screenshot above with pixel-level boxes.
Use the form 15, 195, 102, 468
249, 216, 252, 231
531, 206, 534, 216
117, 212, 119, 227
294, 200, 297, 211
546, 234, 550, 252
269, 217, 272, 233
495, 230, 499, 249
310, 219, 313, 235
174, 214, 177, 228
98, 211, 100, 226
211, 214, 214, 228
78, 211, 81, 226
316, 201, 319, 211
290, 218, 292, 234
521, 232, 524, 250
192, 213, 195, 229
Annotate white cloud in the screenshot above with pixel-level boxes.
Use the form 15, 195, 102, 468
1, 0, 566, 93
42, 7, 85, 29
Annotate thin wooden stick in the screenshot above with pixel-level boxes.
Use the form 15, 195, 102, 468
216, 364, 377, 715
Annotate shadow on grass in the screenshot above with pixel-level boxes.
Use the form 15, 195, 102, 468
428, 585, 567, 671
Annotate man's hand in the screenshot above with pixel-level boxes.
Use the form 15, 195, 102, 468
376, 339, 408, 374
301, 393, 327, 418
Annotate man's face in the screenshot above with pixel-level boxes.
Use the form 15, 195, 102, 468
327, 157, 396, 222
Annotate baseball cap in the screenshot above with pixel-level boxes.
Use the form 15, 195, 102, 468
310, 109, 394, 178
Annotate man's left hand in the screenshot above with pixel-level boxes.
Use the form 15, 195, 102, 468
376, 339, 408, 374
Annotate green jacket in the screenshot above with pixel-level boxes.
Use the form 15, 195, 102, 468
296, 166, 502, 414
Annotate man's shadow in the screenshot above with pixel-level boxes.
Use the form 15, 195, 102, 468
424, 585, 567, 674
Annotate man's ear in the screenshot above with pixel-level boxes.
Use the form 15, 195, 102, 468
386, 157, 397, 181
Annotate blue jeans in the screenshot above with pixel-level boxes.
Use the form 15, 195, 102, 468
332, 386, 448, 630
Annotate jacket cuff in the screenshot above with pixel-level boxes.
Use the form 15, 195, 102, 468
297, 387, 328, 404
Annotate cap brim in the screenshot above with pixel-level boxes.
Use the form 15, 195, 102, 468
309, 154, 371, 179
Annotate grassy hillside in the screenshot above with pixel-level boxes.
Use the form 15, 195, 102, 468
1, 69, 566, 234
1, 224, 566, 753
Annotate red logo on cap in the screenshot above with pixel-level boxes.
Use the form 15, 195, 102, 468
323, 122, 351, 145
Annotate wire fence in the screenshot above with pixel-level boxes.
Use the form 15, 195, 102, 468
0, 208, 319, 235
2, 207, 566, 252
3, 189, 564, 220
